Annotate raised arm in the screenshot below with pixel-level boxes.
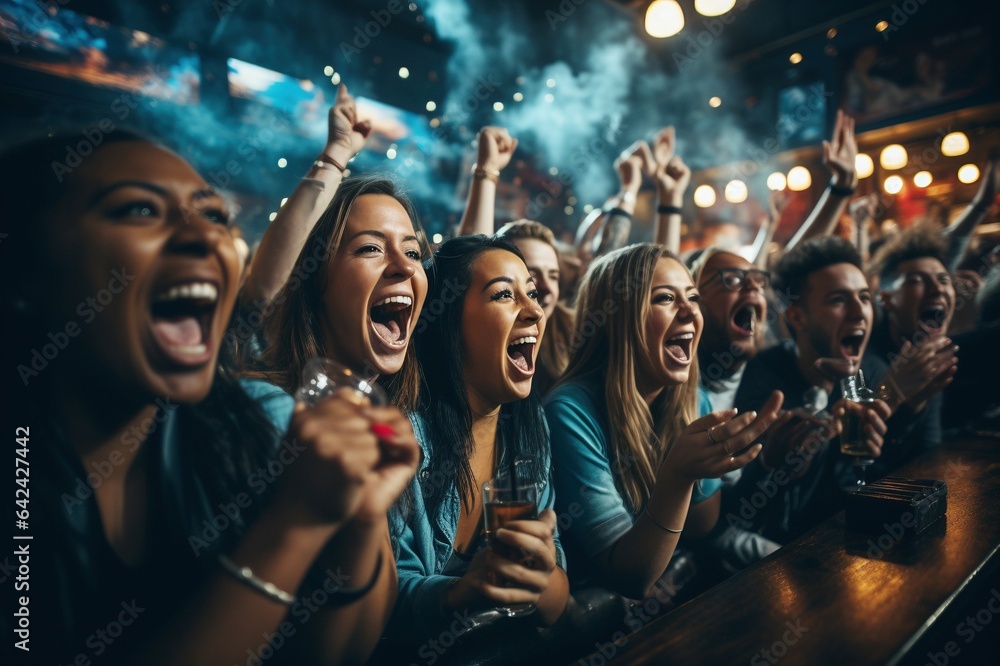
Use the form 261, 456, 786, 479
651, 127, 691, 253
751, 189, 787, 268
942, 159, 998, 271
242, 84, 371, 305
593, 140, 652, 257
786, 110, 858, 251
457, 126, 518, 236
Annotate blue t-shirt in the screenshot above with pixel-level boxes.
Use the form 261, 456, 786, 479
543, 374, 720, 586
389, 412, 566, 642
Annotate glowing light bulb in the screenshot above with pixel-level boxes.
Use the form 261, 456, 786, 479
645, 0, 684, 38
709, 96, 722, 108
884, 175, 903, 194
913, 171, 932, 188
432, 233, 443, 244
941, 132, 969, 157
513, 92, 524, 102
425, 101, 436, 112
855, 153, 874, 179
789, 52, 803, 65
694, 0, 736, 17
766, 172, 787, 191
880, 144, 907, 170
724, 179, 748, 203
958, 164, 980, 184
398, 67, 409, 79
493, 102, 504, 111
787, 166, 812, 191
323, 66, 333, 76
694, 184, 716, 208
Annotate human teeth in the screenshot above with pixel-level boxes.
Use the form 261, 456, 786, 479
510, 337, 537, 346
172, 344, 207, 354
155, 282, 218, 302
373, 295, 413, 307
668, 333, 694, 341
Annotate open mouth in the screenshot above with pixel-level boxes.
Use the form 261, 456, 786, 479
506, 336, 537, 377
664, 332, 694, 364
839, 329, 866, 360
730, 303, 759, 339
149, 281, 218, 366
369, 295, 413, 350
918, 305, 947, 334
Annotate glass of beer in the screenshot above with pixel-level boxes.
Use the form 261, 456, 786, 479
482, 471, 538, 618
840, 370, 875, 487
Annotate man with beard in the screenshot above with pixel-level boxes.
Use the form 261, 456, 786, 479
725, 237, 891, 549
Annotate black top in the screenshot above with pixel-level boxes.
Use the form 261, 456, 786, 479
6, 395, 285, 664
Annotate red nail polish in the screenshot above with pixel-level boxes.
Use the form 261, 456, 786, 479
371, 423, 398, 439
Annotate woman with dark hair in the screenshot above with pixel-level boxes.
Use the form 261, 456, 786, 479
544, 243, 781, 599
389, 235, 569, 643
1, 127, 417, 665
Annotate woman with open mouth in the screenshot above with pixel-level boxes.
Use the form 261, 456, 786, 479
2, 127, 418, 665
544, 243, 781, 600
385, 235, 570, 652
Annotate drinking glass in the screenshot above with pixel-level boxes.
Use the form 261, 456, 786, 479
295, 357, 386, 407
839, 370, 875, 487
482, 473, 538, 618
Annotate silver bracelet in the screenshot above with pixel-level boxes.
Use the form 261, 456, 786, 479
218, 555, 297, 606
642, 505, 683, 534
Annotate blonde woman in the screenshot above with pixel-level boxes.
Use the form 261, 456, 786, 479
544, 243, 782, 599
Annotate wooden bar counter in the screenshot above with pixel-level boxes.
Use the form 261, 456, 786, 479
590, 435, 1000, 665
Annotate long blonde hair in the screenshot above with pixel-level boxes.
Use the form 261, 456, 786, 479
559, 244, 700, 511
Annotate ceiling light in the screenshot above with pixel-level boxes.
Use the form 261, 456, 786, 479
645, 0, 685, 38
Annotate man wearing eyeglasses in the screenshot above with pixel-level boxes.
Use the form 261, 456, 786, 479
690, 247, 772, 414
689, 247, 779, 571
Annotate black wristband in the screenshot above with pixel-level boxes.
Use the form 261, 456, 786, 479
828, 180, 856, 197
313, 551, 384, 607
657, 204, 683, 215
606, 207, 632, 219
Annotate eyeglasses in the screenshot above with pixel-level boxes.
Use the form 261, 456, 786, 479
710, 268, 770, 291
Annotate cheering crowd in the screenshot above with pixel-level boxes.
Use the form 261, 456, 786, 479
3, 80, 998, 665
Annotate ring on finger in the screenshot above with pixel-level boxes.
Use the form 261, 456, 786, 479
707, 426, 722, 445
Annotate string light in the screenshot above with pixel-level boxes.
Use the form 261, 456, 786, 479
645, 0, 684, 38
787, 166, 812, 191
694, 184, 716, 207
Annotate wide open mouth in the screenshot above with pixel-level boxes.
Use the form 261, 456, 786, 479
149, 281, 219, 366
839, 329, 866, 359
370, 295, 414, 348
664, 331, 694, 364
918, 304, 947, 333
506, 336, 537, 375
730, 303, 760, 338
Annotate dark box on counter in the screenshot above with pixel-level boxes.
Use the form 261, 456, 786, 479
845, 477, 947, 536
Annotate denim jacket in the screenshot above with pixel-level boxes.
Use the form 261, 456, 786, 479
389, 412, 566, 641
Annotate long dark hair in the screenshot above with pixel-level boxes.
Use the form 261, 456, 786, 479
412, 235, 550, 522
243, 174, 430, 411
0, 129, 278, 515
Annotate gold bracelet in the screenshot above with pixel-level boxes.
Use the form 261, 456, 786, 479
471, 163, 500, 183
